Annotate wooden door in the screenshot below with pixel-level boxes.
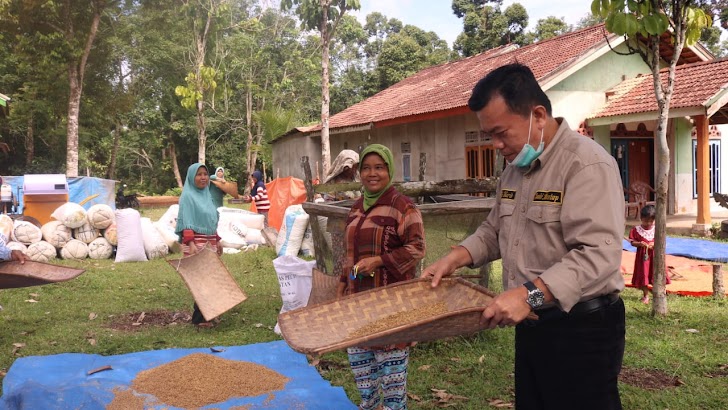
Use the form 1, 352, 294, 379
627, 139, 653, 197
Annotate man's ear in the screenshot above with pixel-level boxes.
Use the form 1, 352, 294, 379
533, 105, 548, 128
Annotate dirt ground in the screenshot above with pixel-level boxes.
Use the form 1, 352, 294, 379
107, 310, 192, 331
619, 367, 684, 390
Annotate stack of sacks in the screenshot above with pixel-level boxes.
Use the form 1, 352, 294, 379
4, 203, 117, 262
275, 204, 311, 257
217, 207, 266, 250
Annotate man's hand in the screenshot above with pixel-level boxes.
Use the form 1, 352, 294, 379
10, 250, 27, 264
422, 246, 473, 287
481, 287, 532, 328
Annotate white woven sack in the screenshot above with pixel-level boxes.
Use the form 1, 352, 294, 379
157, 204, 179, 230
220, 236, 247, 249
0, 214, 13, 239
26, 241, 57, 263
153, 221, 181, 254
114, 208, 147, 263
61, 239, 89, 260
103, 222, 118, 246
88, 237, 113, 260
299, 224, 315, 258
140, 217, 168, 260
218, 207, 265, 230
41, 221, 73, 249
86, 204, 115, 230
12, 220, 43, 245
73, 221, 100, 244
51, 202, 87, 229
6, 241, 28, 253
244, 228, 265, 245
275, 204, 310, 257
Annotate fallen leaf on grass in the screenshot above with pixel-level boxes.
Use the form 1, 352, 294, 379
29, 293, 39, 298
88, 312, 98, 320
479, 355, 485, 363
254, 323, 264, 328
0, 370, 6, 377
488, 398, 514, 408
685, 329, 699, 333
449, 357, 461, 362
87, 339, 97, 346
407, 393, 422, 402
431, 388, 468, 406
249, 284, 255, 287
11, 343, 26, 355
418, 364, 432, 371
24, 299, 38, 303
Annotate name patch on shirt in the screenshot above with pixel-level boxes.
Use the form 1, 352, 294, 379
501, 189, 516, 201
533, 190, 563, 204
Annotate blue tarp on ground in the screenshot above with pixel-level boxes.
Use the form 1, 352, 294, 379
623, 237, 728, 263
1, 176, 116, 214
0, 340, 355, 410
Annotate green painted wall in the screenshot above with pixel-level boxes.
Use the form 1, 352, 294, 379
674, 117, 693, 174
593, 125, 611, 150
551, 44, 648, 92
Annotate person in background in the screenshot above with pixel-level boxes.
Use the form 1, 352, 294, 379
424, 63, 626, 409
321, 149, 361, 202
336, 144, 425, 410
628, 204, 666, 304
1, 233, 27, 264
175, 163, 222, 327
0, 176, 15, 214
209, 166, 226, 209
245, 170, 270, 226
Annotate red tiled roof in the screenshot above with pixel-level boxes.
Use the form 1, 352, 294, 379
320, 24, 616, 131
591, 58, 728, 119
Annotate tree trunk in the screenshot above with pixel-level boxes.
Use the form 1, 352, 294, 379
196, 99, 206, 163
108, 122, 121, 180
652, 109, 670, 316
319, 3, 331, 177
25, 116, 34, 166
245, 86, 254, 174
170, 142, 183, 188
64, 3, 101, 178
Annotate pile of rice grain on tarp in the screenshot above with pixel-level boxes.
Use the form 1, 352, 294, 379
107, 353, 289, 409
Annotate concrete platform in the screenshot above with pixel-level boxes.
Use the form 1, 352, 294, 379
626, 210, 728, 236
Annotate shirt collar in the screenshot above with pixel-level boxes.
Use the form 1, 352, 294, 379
523, 117, 569, 173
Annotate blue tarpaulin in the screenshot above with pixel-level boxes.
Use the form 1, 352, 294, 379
0, 175, 116, 214
0, 340, 355, 409
623, 237, 728, 263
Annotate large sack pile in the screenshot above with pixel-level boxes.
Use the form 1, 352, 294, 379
217, 207, 266, 251
5, 202, 174, 262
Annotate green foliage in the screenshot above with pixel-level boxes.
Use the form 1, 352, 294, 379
592, 0, 710, 44
527, 16, 571, 43
175, 66, 219, 110
281, 0, 362, 36
452, 1, 529, 56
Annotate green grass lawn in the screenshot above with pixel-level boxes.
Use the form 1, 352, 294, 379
1, 207, 727, 409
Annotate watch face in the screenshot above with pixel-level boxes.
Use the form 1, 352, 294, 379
527, 289, 545, 308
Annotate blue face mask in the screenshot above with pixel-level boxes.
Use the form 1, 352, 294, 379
512, 111, 544, 169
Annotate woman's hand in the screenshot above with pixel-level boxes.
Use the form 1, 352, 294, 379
353, 256, 382, 276
186, 242, 199, 255
336, 282, 347, 299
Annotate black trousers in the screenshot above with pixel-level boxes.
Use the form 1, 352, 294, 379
514, 298, 625, 410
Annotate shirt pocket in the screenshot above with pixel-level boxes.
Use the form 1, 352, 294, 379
526, 205, 562, 224
370, 215, 401, 248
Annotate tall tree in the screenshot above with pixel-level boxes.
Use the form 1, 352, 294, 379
595, 0, 711, 316
281, 0, 361, 176
526, 16, 571, 42
452, 0, 529, 56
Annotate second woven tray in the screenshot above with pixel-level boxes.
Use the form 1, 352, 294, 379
278, 277, 496, 355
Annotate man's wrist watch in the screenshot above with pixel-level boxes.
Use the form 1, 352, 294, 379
524, 281, 545, 310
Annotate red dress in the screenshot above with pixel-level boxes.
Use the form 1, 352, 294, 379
629, 226, 670, 287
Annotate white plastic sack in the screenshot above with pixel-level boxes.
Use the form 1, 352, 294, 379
26, 241, 57, 263
219, 236, 247, 250
244, 228, 265, 245
6, 241, 27, 253
88, 237, 113, 259
157, 204, 179, 231
299, 224, 315, 258
275, 204, 310, 257
51, 202, 87, 229
272, 255, 316, 335
12, 220, 43, 245
153, 221, 180, 254
114, 208, 147, 263
140, 217, 168, 260
61, 239, 89, 260
73, 221, 100, 244
86, 204, 115, 230
103, 222, 118, 246
41, 221, 73, 249
0, 214, 13, 239
218, 207, 265, 231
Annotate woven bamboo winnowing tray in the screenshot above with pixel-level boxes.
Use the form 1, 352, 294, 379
167, 246, 247, 321
278, 277, 496, 355
0, 261, 85, 289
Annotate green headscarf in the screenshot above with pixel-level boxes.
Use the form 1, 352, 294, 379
175, 163, 219, 238
359, 144, 394, 211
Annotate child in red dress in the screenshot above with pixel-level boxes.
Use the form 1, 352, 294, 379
628, 204, 669, 303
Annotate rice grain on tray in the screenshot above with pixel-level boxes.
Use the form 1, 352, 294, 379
348, 301, 449, 339
108, 353, 289, 409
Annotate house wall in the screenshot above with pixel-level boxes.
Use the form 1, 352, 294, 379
270, 133, 321, 180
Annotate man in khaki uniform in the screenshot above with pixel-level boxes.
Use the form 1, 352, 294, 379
424, 63, 625, 410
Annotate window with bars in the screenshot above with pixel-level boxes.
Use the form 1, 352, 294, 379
692, 139, 721, 198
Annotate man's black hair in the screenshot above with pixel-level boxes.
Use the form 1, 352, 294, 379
468, 63, 552, 117
640, 204, 656, 219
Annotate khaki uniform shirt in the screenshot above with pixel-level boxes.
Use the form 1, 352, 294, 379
461, 118, 625, 312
